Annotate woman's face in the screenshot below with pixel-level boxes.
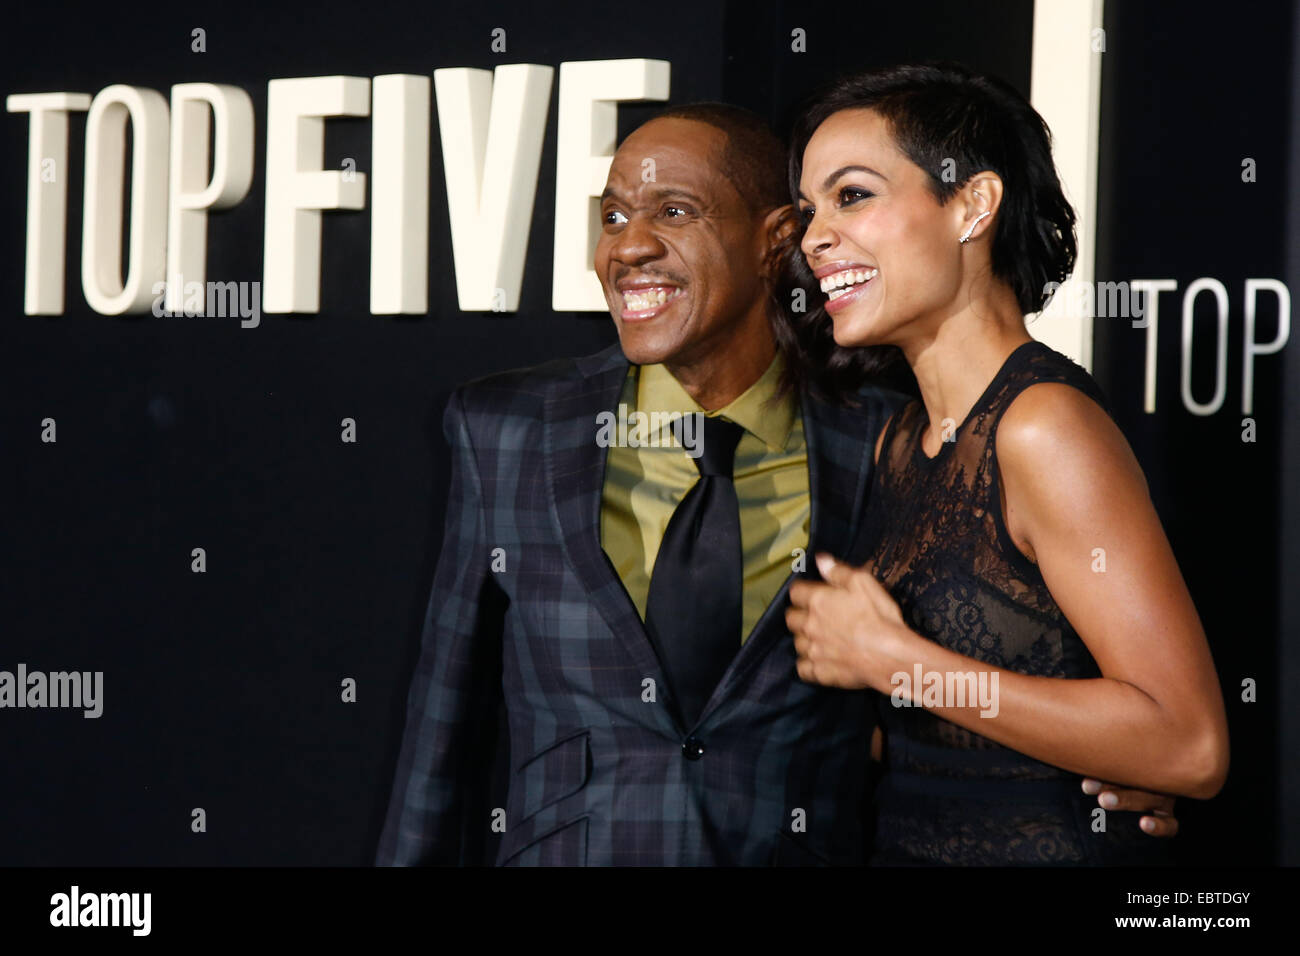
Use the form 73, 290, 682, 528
797, 108, 968, 349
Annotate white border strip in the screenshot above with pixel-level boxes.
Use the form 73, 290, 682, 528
1029, 0, 1105, 370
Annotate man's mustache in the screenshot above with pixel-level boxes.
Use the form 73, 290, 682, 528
610, 271, 689, 288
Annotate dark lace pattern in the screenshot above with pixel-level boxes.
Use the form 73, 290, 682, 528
863, 341, 1171, 865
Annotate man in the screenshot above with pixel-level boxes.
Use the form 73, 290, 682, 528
375, 104, 1177, 865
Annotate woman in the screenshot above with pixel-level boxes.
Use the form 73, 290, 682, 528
780, 63, 1229, 864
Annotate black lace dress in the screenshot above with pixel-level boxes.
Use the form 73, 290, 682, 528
862, 341, 1173, 865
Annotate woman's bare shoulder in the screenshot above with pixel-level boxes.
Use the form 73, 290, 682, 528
996, 382, 1149, 515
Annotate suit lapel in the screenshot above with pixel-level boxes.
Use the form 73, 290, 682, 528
696, 387, 877, 723
543, 345, 679, 722
801, 388, 878, 564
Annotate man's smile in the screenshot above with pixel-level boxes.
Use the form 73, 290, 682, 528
615, 282, 686, 320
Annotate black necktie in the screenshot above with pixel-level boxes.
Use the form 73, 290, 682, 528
645, 414, 745, 727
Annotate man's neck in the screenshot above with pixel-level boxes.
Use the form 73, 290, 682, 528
664, 330, 777, 412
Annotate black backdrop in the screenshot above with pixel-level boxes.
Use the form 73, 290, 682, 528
0, 0, 1291, 866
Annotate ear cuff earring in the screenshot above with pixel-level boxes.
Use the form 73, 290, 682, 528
960, 210, 991, 244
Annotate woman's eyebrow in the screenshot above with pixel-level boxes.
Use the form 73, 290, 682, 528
821, 164, 888, 191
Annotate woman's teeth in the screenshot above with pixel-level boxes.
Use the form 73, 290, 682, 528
821, 268, 879, 299
622, 287, 679, 312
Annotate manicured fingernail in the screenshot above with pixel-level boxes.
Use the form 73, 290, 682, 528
1141, 817, 1155, 832
1081, 779, 1101, 795
1099, 792, 1117, 808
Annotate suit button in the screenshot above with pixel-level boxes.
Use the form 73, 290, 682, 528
682, 736, 705, 760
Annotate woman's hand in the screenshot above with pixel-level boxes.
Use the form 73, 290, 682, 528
786, 552, 914, 692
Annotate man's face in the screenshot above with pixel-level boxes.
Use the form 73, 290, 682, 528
595, 118, 772, 368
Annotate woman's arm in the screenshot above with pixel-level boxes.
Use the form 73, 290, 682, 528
868, 727, 1181, 833
788, 383, 1230, 799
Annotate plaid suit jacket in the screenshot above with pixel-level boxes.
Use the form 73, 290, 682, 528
376, 343, 908, 866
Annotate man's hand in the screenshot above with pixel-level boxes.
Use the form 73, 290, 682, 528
1083, 778, 1179, 837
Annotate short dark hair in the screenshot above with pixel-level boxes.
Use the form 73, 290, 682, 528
651, 102, 789, 216
777, 62, 1076, 402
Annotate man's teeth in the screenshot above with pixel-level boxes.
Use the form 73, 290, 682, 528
622, 287, 678, 312
821, 268, 879, 299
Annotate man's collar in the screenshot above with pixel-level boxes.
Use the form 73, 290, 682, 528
634, 351, 796, 451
